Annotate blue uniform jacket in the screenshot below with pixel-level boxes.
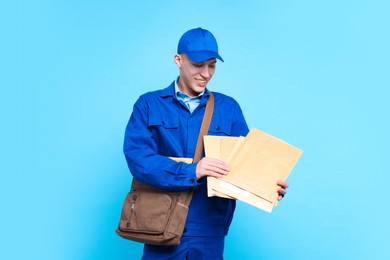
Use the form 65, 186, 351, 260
123, 81, 249, 237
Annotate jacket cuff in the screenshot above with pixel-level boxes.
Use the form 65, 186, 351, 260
184, 162, 198, 187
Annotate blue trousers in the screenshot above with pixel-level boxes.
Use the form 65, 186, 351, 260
141, 236, 225, 260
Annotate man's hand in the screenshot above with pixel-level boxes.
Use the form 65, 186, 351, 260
196, 157, 230, 180
277, 180, 289, 201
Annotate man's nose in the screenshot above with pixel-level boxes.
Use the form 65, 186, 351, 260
200, 66, 210, 78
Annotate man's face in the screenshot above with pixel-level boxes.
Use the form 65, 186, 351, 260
174, 54, 217, 97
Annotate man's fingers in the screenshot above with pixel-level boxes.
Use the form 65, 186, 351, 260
277, 180, 289, 189
277, 187, 286, 195
196, 157, 230, 179
205, 163, 229, 174
206, 170, 227, 179
276, 180, 288, 201
204, 158, 229, 172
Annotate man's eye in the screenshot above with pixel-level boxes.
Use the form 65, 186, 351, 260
193, 63, 203, 67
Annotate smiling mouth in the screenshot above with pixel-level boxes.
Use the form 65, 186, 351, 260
196, 79, 207, 85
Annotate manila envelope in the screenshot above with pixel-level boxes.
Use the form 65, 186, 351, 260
214, 179, 276, 212
169, 157, 193, 164
204, 136, 241, 198
222, 128, 303, 204
168, 152, 277, 212
204, 135, 277, 212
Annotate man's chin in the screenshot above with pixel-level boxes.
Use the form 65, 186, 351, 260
194, 85, 206, 93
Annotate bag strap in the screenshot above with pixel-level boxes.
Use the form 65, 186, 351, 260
182, 91, 214, 205
193, 91, 214, 163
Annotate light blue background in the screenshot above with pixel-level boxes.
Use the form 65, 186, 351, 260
2, 0, 389, 259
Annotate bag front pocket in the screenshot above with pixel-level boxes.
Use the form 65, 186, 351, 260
119, 191, 173, 235
166, 202, 189, 237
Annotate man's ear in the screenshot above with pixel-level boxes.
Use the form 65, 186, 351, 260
174, 54, 182, 68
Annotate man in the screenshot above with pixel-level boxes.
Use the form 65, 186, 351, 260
123, 27, 288, 259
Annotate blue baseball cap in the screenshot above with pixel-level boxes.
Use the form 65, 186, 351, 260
177, 27, 224, 63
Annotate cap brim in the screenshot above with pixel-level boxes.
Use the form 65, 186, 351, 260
186, 51, 224, 63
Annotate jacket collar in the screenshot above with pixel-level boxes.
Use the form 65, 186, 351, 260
160, 80, 210, 100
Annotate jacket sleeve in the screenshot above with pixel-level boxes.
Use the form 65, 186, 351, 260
231, 101, 250, 137
123, 96, 198, 191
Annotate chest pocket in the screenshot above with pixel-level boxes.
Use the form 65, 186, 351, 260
148, 114, 179, 129
208, 119, 232, 136
147, 114, 179, 155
